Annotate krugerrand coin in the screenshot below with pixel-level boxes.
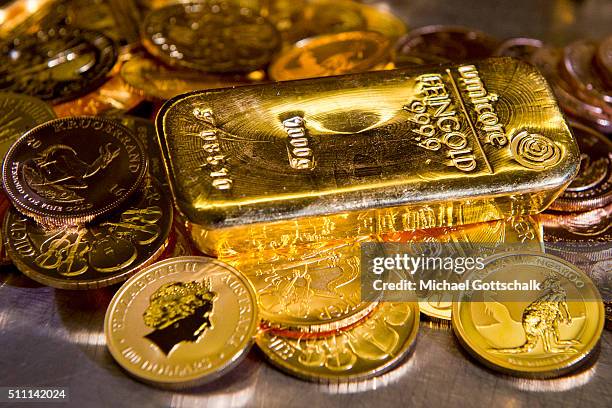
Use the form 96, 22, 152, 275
114, 115, 168, 188
452, 252, 604, 378
0, 27, 117, 104
268, 31, 391, 81
256, 302, 419, 382
542, 204, 612, 262
105, 256, 258, 389
142, 1, 281, 73
0, 92, 56, 160
493, 37, 543, 61
548, 122, 611, 212
2, 116, 148, 226
224, 238, 379, 332
396, 25, 498, 62
3, 177, 172, 289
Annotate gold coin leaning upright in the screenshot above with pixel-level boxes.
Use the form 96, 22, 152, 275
452, 251, 604, 378
105, 256, 258, 389
256, 302, 419, 382
223, 238, 379, 333
269, 31, 391, 81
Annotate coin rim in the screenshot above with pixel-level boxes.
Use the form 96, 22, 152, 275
451, 251, 605, 378
256, 301, 420, 382
104, 256, 259, 388
141, 2, 281, 73
396, 24, 499, 57
268, 30, 391, 81
1, 116, 149, 225
549, 121, 612, 212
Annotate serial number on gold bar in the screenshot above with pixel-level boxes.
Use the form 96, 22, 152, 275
157, 57, 579, 255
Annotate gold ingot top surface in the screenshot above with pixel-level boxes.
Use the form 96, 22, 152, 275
158, 58, 579, 254
452, 251, 604, 378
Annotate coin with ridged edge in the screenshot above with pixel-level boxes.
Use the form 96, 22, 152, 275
105, 256, 258, 389
3, 177, 172, 289
256, 302, 419, 382
223, 238, 381, 333
2, 116, 148, 226
548, 122, 611, 212
452, 251, 604, 378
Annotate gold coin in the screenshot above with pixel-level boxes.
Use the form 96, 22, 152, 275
120, 55, 251, 100
452, 252, 604, 378
0, 92, 56, 159
0, 192, 10, 265
0, 27, 118, 104
256, 302, 419, 382
278, 0, 406, 45
105, 256, 258, 388
141, 1, 281, 73
223, 238, 379, 332
53, 74, 143, 117
385, 216, 543, 321
2, 116, 148, 227
4, 177, 172, 289
269, 31, 391, 81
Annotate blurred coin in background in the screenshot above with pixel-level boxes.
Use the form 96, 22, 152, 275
0, 27, 117, 104
269, 31, 391, 80
141, 1, 281, 73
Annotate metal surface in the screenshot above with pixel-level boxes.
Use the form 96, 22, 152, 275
0, 269, 610, 407
1, 0, 611, 407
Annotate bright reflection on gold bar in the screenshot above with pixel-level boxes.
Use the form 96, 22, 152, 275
157, 57, 579, 255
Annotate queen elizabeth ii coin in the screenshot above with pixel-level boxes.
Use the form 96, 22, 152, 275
104, 256, 258, 388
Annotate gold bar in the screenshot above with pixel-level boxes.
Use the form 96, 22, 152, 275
157, 57, 579, 255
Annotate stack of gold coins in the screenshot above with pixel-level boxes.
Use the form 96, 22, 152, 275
0, 0, 609, 390
537, 121, 611, 330
1, 115, 174, 290
492, 36, 612, 134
